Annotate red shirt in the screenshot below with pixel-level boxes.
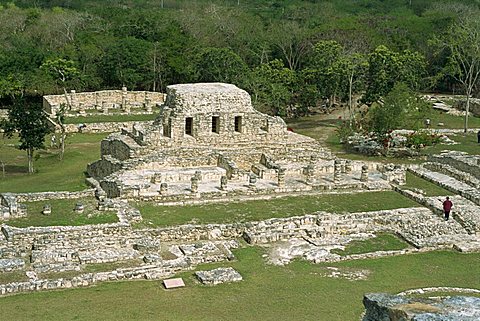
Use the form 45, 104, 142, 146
443, 200, 453, 211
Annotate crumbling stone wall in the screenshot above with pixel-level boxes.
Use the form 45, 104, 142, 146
64, 120, 153, 134
43, 88, 165, 116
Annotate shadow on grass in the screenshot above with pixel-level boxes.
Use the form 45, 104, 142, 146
3, 165, 28, 174
289, 118, 342, 129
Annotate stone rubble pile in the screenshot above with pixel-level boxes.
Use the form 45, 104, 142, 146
195, 267, 243, 285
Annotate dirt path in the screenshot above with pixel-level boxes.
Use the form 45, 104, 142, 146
287, 106, 350, 144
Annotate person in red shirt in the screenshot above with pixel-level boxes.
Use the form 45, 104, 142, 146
441, 197, 453, 221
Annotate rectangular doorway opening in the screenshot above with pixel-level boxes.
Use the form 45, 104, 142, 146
185, 117, 193, 136
212, 116, 220, 133
234, 116, 242, 133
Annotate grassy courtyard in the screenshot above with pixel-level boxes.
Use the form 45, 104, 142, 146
135, 191, 419, 228
0, 248, 478, 321
0, 133, 106, 193
331, 233, 410, 256
7, 197, 118, 228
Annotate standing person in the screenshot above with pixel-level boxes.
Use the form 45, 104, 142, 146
441, 197, 453, 221
477, 130, 480, 143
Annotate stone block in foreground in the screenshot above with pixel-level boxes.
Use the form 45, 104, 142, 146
195, 267, 242, 285
163, 278, 185, 289
363, 293, 480, 321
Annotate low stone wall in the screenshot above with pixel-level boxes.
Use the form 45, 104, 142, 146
2, 222, 130, 244
43, 90, 165, 114
13, 190, 95, 203
453, 98, 480, 117
0, 258, 189, 297
428, 152, 480, 181
64, 120, 153, 134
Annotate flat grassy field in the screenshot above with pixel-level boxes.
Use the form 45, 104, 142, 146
0, 133, 106, 193
0, 248, 478, 321
421, 132, 480, 155
65, 113, 157, 124
426, 109, 480, 129
7, 197, 118, 228
331, 233, 410, 256
135, 191, 419, 228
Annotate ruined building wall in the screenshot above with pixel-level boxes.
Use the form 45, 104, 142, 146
43, 89, 165, 114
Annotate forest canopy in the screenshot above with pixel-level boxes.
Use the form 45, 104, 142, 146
0, 0, 479, 116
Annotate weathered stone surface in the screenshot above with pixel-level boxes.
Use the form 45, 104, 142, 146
43, 89, 164, 116
163, 278, 185, 289
363, 293, 480, 321
0, 258, 25, 272
84, 82, 406, 205
195, 267, 242, 285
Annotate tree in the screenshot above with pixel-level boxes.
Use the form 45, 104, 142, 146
303, 40, 344, 112
195, 47, 249, 86
0, 75, 24, 100
269, 21, 311, 71
101, 37, 153, 89
247, 59, 296, 117
434, 8, 480, 132
342, 52, 368, 126
41, 58, 79, 160
367, 83, 429, 142
1, 100, 52, 173
363, 46, 426, 105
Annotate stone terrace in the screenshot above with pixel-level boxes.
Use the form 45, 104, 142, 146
87, 83, 404, 203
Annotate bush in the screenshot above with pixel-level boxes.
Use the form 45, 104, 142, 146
405, 130, 441, 148
336, 121, 356, 143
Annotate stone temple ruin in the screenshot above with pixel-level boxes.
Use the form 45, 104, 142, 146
43, 87, 165, 117
87, 83, 405, 202
1, 82, 480, 320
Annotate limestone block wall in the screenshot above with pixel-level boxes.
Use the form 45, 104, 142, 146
1, 222, 131, 247
13, 190, 95, 203
99, 180, 122, 198
43, 90, 165, 113
429, 153, 480, 180
100, 135, 136, 161
165, 83, 252, 114
453, 98, 480, 116
87, 158, 123, 180
0, 258, 189, 296
64, 121, 152, 134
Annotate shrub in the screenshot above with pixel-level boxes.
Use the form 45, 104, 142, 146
405, 130, 441, 148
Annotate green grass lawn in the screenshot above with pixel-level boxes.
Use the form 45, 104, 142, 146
331, 233, 410, 256
135, 191, 419, 228
65, 113, 157, 124
421, 133, 480, 155
0, 133, 106, 193
0, 248, 478, 321
426, 109, 480, 129
402, 172, 453, 197
7, 197, 118, 228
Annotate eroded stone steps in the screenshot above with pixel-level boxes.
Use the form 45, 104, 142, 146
423, 162, 480, 189
408, 165, 480, 206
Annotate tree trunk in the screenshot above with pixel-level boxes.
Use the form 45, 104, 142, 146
464, 88, 471, 133
60, 131, 66, 161
348, 71, 354, 127
27, 147, 34, 174
153, 43, 157, 92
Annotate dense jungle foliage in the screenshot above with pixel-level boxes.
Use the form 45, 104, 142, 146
0, 0, 479, 116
